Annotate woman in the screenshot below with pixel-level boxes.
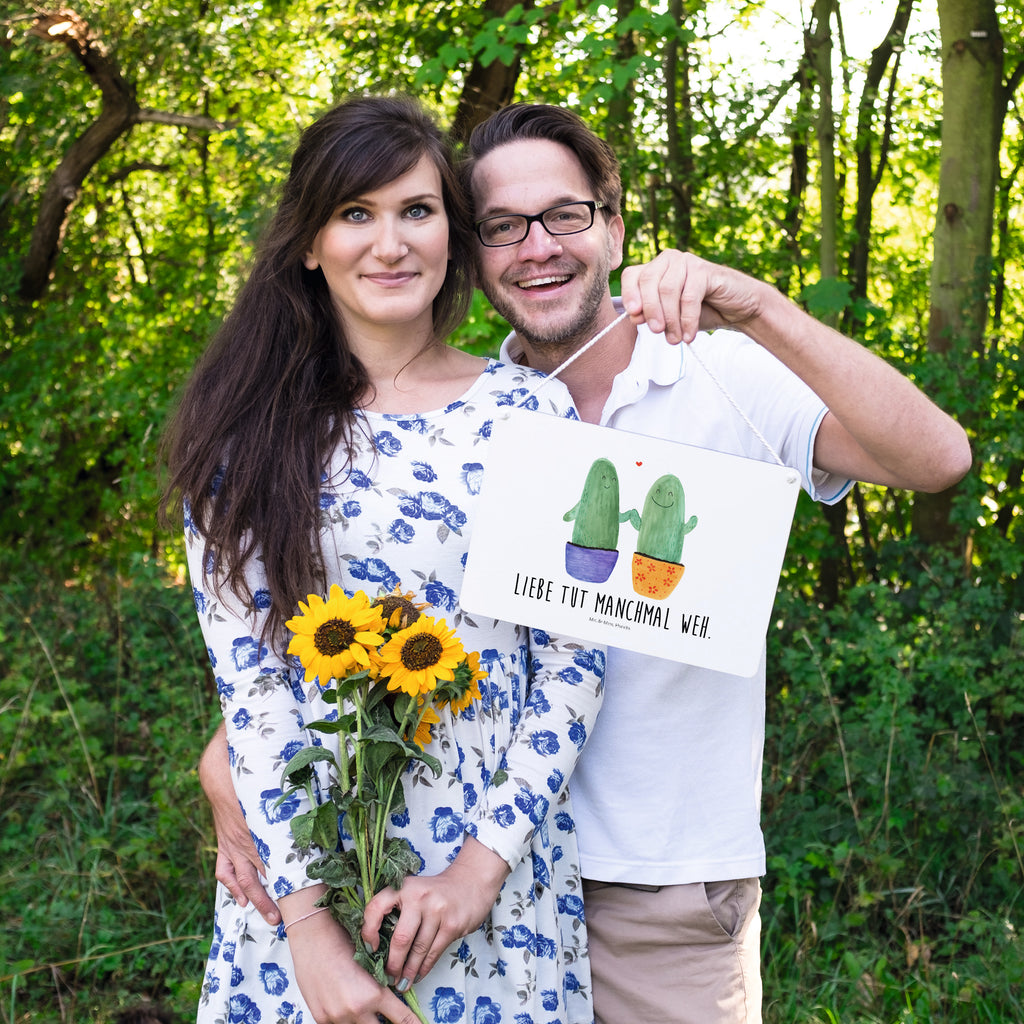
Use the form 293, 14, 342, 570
163, 96, 605, 1024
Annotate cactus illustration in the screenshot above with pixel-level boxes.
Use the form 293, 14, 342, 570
563, 458, 640, 583
636, 474, 698, 561
632, 474, 698, 599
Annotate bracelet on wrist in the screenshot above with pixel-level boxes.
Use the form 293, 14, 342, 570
283, 906, 329, 932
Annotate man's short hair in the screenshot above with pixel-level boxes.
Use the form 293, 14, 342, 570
463, 104, 623, 217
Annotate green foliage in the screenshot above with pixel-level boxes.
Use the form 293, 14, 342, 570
1, 0, 1022, 1019
0, 553, 216, 1021
762, 539, 1024, 1023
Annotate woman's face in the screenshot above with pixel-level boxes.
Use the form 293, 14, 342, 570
304, 154, 450, 339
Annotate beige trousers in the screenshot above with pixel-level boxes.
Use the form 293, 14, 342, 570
582, 878, 762, 1024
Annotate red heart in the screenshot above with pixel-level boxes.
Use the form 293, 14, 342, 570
635, 461, 642, 466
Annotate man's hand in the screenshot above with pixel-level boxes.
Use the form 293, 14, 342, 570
621, 249, 971, 492
620, 249, 763, 344
361, 836, 510, 991
199, 723, 282, 926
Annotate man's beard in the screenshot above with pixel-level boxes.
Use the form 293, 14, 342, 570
481, 260, 611, 355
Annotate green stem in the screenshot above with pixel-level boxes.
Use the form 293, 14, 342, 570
371, 694, 431, 875
336, 716, 352, 793
401, 985, 430, 1024
351, 683, 374, 903
373, 771, 403, 872
303, 776, 318, 816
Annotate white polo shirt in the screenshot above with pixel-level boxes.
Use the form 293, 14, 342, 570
500, 310, 851, 885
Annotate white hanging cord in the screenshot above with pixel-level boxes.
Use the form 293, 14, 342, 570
517, 311, 630, 398
516, 311, 787, 468
681, 342, 786, 467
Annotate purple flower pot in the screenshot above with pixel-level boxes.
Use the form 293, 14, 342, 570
565, 542, 619, 583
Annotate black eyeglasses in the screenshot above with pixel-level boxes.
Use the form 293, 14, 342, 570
474, 200, 608, 247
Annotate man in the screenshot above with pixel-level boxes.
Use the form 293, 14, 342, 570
201, 104, 970, 1023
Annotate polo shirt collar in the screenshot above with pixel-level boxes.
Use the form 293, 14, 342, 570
598, 298, 688, 422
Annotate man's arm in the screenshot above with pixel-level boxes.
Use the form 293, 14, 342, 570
621, 251, 972, 492
198, 721, 282, 925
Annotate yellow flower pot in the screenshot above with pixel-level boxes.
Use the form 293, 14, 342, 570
631, 552, 685, 600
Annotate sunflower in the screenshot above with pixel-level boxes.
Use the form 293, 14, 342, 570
372, 585, 428, 630
448, 650, 486, 716
377, 615, 465, 697
408, 701, 441, 749
285, 584, 386, 683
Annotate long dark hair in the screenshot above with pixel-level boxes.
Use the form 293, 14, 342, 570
162, 95, 474, 647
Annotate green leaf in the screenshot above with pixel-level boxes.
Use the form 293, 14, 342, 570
479, 41, 517, 67
288, 808, 319, 849
353, 940, 388, 984
311, 800, 341, 850
438, 42, 471, 66
362, 720, 407, 744
281, 745, 337, 787
800, 277, 853, 320
362, 738, 410, 781
309, 849, 361, 890
364, 682, 397, 715
335, 669, 373, 702
332, 787, 358, 814
409, 747, 443, 778
379, 837, 422, 891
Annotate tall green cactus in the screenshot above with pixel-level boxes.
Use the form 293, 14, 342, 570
563, 458, 639, 549
635, 474, 698, 562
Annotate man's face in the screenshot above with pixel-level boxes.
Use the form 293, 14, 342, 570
470, 138, 625, 354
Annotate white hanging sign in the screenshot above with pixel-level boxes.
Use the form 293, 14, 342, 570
461, 409, 801, 676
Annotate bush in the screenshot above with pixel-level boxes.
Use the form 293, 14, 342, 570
762, 537, 1024, 1023
0, 553, 217, 1022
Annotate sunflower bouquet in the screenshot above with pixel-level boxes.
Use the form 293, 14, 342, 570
278, 583, 484, 1018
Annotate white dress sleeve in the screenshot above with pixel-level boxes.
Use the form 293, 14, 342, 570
185, 507, 325, 897
465, 628, 605, 870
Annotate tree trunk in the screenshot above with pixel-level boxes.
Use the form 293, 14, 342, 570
848, 0, 913, 310
664, 0, 693, 249
19, 10, 139, 300
606, 0, 637, 201
928, 2, 1002, 353
804, 0, 850, 604
450, 0, 534, 144
806, 0, 838, 290
17, 9, 234, 301
913, 0, 1003, 545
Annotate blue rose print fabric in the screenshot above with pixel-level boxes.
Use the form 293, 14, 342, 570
190, 361, 605, 1024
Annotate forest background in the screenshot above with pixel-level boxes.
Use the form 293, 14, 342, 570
1, 0, 1021, 1021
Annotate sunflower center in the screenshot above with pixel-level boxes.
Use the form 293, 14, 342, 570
314, 618, 357, 655
376, 595, 421, 629
400, 633, 444, 671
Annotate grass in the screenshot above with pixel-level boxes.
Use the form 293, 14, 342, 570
0, 556, 213, 1023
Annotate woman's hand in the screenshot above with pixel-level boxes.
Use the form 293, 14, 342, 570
281, 892, 422, 1024
361, 836, 511, 991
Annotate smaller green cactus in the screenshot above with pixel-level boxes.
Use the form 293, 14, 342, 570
635, 474, 697, 563
563, 458, 640, 549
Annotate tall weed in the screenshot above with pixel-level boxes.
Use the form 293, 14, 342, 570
762, 538, 1023, 1023
0, 554, 216, 1021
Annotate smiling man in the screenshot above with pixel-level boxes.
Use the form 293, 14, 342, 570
457, 103, 971, 1024
201, 103, 971, 1024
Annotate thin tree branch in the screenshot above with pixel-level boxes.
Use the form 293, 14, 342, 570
17, 8, 236, 301
137, 108, 236, 131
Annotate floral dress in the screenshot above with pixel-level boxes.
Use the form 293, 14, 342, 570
190, 360, 606, 1024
